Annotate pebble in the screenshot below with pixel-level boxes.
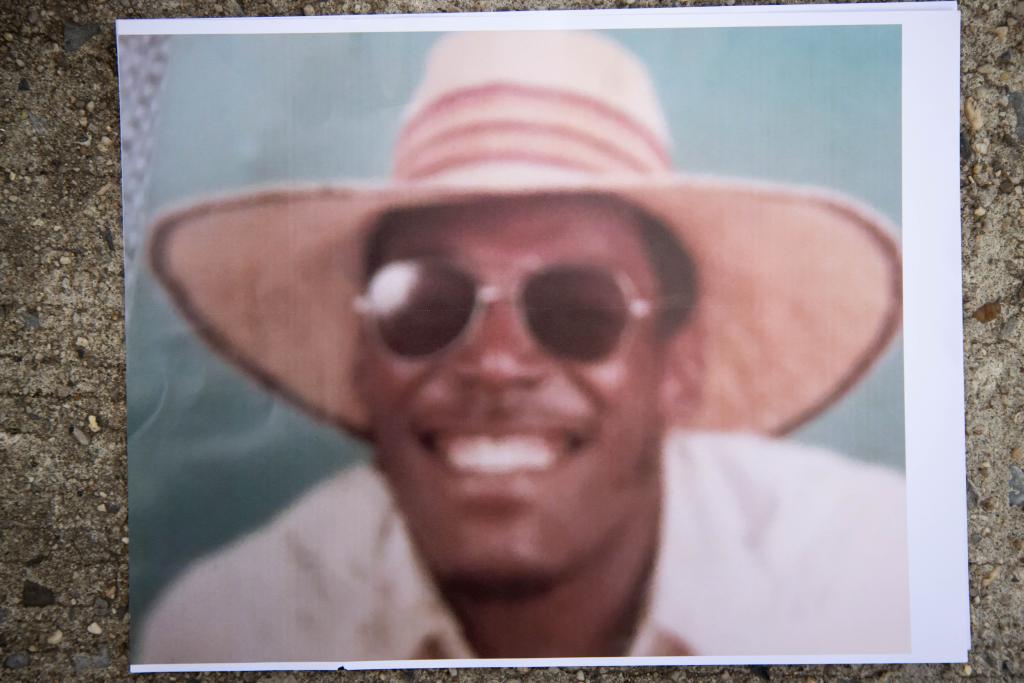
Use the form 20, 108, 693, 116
1001, 316, 1021, 341
59, 255, 72, 265
21, 311, 40, 328
1010, 92, 1024, 141
973, 302, 1000, 323
46, 629, 63, 645
3, 653, 29, 669
28, 112, 47, 135
86, 621, 102, 635
974, 206, 987, 216
994, 26, 1008, 40
22, 580, 56, 607
71, 648, 110, 673
1010, 465, 1024, 507
71, 425, 90, 446
63, 22, 99, 53
96, 503, 106, 512
88, 415, 100, 432
965, 97, 984, 131
304, 4, 315, 14
982, 566, 1001, 587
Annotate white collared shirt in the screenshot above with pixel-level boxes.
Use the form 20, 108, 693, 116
138, 431, 910, 664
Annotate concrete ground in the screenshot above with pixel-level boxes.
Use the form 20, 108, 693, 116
0, 0, 1021, 681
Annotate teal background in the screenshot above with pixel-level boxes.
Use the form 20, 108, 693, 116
126, 26, 903, 626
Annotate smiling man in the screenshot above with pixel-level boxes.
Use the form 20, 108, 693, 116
355, 194, 692, 657
138, 31, 909, 663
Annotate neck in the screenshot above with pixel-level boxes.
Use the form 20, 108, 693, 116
441, 494, 661, 658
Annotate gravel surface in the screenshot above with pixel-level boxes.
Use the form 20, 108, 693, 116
1, 0, 1022, 681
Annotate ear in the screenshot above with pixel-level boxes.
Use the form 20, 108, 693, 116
658, 321, 705, 422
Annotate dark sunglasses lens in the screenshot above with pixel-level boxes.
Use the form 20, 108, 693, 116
523, 266, 629, 362
366, 261, 476, 357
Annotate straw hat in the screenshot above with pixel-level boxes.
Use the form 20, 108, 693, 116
149, 31, 901, 437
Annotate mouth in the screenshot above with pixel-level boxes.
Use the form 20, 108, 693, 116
416, 430, 591, 474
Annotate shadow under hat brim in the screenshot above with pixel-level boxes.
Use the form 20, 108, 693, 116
149, 174, 901, 439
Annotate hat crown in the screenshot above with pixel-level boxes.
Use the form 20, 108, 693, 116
394, 31, 673, 183
408, 32, 670, 141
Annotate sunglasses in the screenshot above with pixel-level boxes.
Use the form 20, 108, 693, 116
356, 259, 656, 362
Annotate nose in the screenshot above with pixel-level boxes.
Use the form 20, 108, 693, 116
452, 296, 546, 389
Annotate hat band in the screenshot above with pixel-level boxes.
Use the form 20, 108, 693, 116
394, 82, 672, 181
395, 123, 667, 180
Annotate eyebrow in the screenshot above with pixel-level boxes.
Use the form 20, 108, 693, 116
383, 241, 454, 262
364, 217, 461, 282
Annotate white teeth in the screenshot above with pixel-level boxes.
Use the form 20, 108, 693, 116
445, 436, 557, 474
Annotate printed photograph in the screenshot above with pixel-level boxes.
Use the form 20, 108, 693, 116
119, 24, 909, 665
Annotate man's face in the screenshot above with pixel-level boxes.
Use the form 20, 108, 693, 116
356, 195, 681, 592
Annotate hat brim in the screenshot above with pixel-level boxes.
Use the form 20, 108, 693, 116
149, 174, 901, 438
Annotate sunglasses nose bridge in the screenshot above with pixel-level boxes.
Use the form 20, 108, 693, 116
453, 289, 545, 385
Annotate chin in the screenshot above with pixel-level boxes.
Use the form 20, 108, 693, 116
437, 559, 564, 600
428, 528, 579, 599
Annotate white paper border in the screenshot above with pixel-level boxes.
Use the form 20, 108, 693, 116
116, 2, 957, 35
900, 1, 969, 664
120, 1, 968, 672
